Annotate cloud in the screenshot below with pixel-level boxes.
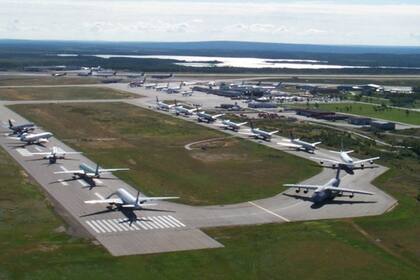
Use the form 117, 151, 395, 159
0, 1, 419, 45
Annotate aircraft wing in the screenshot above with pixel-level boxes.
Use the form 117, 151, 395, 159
239, 131, 258, 136
54, 169, 83, 174
213, 114, 224, 119
8, 136, 22, 140
84, 198, 123, 204
353, 157, 380, 165
277, 142, 301, 148
269, 130, 279, 135
30, 152, 51, 156
98, 168, 130, 173
310, 156, 341, 165
139, 196, 179, 202
312, 142, 322, 146
283, 184, 320, 190
325, 187, 374, 196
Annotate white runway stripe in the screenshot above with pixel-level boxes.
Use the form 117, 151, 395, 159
85, 221, 101, 233
85, 215, 186, 234
248, 201, 290, 222
90, 220, 107, 233
78, 179, 90, 187
16, 148, 32, 157
34, 146, 43, 152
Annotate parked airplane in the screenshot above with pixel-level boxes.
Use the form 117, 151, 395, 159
284, 168, 374, 204
10, 132, 53, 145
278, 133, 321, 153
150, 73, 174, 79
6, 119, 35, 135
155, 83, 170, 91
218, 120, 247, 131
174, 101, 198, 116
144, 83, 157, 89
165, 83, 183, 94
51, 72, 67, 77
181, 90, 193, 96
129, 78, 146, 87
84, 188, 178, 224
195, 107, 224, 123
54, 163, 129, 179
240, 122, 278, 141
311, 149, 380, 175
30, 146, 81, 164
155, 97, 175, 111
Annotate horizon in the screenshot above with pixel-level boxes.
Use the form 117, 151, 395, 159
1, 38, 419, 49
1, 0, 420, 46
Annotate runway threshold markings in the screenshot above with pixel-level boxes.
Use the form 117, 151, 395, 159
84, 215, 186, 234
16, 148, 31, 157
248, 201, 290, 222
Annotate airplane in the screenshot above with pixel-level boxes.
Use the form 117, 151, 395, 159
129, 78, 146, 87
51, 72, 67, 77
30, 146, 81, 164
54, 163, 129, 180
155, 97, 175, 111
277, 133, 321, 153
174, 101, 198, 116
155, 83, 170, 91
181, 90, 193, 96
5, 119, 35, 135
10, 132, 53, 146
195, 106, 224, 123
84, 188, 179, 225
240, 121, 278, 141
284, 168, 374, 204
144, 83, 157, 89
217, 120, 247, 131
165, 83, 183, 94
311, 149, 380, 175
150, 73, 174, 79
181, 81, 197, 86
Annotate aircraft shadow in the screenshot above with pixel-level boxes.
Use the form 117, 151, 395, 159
282, 193, 377, 209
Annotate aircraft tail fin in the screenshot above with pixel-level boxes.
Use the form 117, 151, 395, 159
8, 119, 13, 128
95, 164, 100, 177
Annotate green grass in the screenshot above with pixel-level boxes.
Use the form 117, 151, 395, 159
9, 102, 319, 205
292, 103, 420, 125
0, 75, 101, 86
0, 86, 138, 101
1, 107, 419, 279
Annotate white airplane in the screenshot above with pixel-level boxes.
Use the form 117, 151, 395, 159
284, 168, 374, 204
54, 163, 129, 179
144, 83, 157, 89
181, 90, 193, 96
165, 83, 183, 94
10, 132, 53, 145
311, 149, 380, 175
240, 122, 278, 141
174, 102, 198, 116
278, 133, 321, 153
30, 146, 81, 164
182, 81, 197, 86
196, 107, 224, 123
217, 120, 247, 131
155, 83, 169, 91
155, 97, 175, 111
84, 188, 179, 225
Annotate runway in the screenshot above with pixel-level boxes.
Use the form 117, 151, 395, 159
0, 84, 397, 256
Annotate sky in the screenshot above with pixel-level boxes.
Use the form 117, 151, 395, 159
1, 0, 420, 46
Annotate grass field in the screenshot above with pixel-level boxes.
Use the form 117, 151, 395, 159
0, 145, 419, 279
292, 103, 420, 125
0, 86, 138, 100
9, 102, 319, 205
0, 75, 101, 86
